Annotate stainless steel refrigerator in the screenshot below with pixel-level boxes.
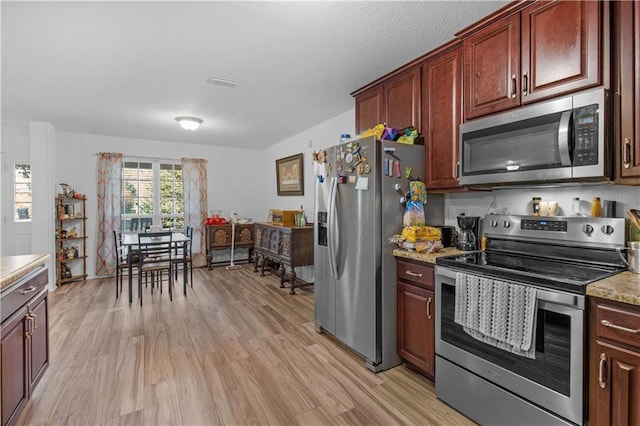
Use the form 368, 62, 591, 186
314, 136, 425, 372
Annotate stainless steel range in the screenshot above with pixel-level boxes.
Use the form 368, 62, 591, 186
435, 214, 626, 426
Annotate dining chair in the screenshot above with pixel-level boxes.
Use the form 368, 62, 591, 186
172, 225, 193, 287
113, 230, 130, 299
137, 231, 173, 305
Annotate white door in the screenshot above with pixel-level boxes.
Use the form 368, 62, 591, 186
2, 154, 33, 256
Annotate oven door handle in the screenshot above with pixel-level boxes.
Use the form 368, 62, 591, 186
558, 110, 572, 166
436, 267, 581, 308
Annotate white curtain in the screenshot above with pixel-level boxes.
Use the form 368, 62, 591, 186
95, 152, 122, 276
182, 158, 208, 267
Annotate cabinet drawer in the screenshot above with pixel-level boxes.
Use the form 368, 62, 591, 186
593, 299, 640, 349
397, 259, 434, 288
1, 268, 48, 323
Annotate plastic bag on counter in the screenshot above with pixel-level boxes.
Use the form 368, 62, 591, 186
400, 225, 441, 243
403, 201, 425, 226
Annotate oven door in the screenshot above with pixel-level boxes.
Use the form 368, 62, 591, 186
435, 266, 585, 425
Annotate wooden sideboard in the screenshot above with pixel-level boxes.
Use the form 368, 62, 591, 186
253, 222, 314, 294
205, 224, 255, 269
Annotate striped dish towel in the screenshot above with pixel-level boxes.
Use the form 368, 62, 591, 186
454, 272, 538, 359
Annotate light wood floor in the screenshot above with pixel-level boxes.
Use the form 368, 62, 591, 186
18, 265, 474, 426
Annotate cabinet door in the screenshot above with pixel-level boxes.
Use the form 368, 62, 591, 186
521, 0, 601, 103
591, 340, 640, 426
28, 290, 49, 393
355, 86, 383, 135
617, 0, 640, 181
1, 307, 29, 426
422, 47, 463, 189
397, 281, 435, 378
463, 13, 521, 120
383, 67, 421, 132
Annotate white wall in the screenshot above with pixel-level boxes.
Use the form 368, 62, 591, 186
262, 109, 355, 220
1, 109, 353, 279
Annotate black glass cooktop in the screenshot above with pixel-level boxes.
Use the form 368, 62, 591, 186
436, 251, 625, 294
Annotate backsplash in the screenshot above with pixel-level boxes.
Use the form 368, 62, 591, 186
441, 184, 640, 234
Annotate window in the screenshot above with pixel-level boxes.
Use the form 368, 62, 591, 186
121, 160, 183, 231
14, 163, 32, 222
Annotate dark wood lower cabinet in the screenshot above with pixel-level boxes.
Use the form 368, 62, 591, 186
396, 259, 435, 380
589, 297, 640, 426
1, 267, 49, 426
1, 305, 29, 426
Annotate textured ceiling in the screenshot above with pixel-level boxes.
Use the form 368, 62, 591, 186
1, 1, 508, 150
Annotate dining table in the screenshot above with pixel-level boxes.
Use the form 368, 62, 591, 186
122, 231, 191, 305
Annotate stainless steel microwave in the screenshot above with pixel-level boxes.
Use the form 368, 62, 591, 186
459, 88, 609, 186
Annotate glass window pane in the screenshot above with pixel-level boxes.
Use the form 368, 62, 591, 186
14, 164, 32, 222
121, 160, 183, 228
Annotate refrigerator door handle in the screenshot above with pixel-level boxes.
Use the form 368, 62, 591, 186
327, 176, 339, 279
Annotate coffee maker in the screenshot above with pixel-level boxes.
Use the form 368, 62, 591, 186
457, 214, 480, 251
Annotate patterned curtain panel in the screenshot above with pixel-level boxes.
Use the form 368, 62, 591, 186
182, 158, 208, 267
95, 152, 123, 276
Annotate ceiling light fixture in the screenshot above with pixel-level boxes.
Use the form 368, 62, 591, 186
175, 116, 203, 131
205, 75, 239, 88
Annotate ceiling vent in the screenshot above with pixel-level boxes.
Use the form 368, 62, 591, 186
205, 75, 238, 88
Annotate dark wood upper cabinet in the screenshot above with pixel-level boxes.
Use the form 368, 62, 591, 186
614, 0, 640, 183
463, 13, 521, 119
422, 44, 463, 190
462, 0, 601, 120
354, 66, 420, 135
521, 0, 601, 102
354, 86, 383, 135
382, 67, 421, 133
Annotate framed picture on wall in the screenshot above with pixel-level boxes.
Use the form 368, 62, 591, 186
276, 153, 304, 196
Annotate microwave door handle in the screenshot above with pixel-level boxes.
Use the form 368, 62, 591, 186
558, 111, 572, 166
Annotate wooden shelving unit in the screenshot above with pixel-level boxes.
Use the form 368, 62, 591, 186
55, 195, 88, 286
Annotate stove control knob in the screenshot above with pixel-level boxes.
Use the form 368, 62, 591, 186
583, 224, 594, 235
601, 225, 615, 235
490, 219, 498, 227
503, 220, 511, 228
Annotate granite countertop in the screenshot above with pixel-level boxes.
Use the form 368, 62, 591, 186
0, 254, 50, 291
586, 271, 640, 307
393, 247, 464, 264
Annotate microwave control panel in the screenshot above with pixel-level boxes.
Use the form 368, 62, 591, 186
573, 103, 598, 166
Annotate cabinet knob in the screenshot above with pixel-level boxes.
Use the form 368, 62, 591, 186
522, 72, 528, 96
511, 74, 517, 99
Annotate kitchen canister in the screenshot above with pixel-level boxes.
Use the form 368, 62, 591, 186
532, 197, 542, 216
591, 197, 603, 217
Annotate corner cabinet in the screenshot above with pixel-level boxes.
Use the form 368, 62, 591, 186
55, 195, 87, 286
396, 258, 435, 380
460, 0, 602, 120
353, 66, 421, 135
588, 297, 640, 426
614, 0, 640, 184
